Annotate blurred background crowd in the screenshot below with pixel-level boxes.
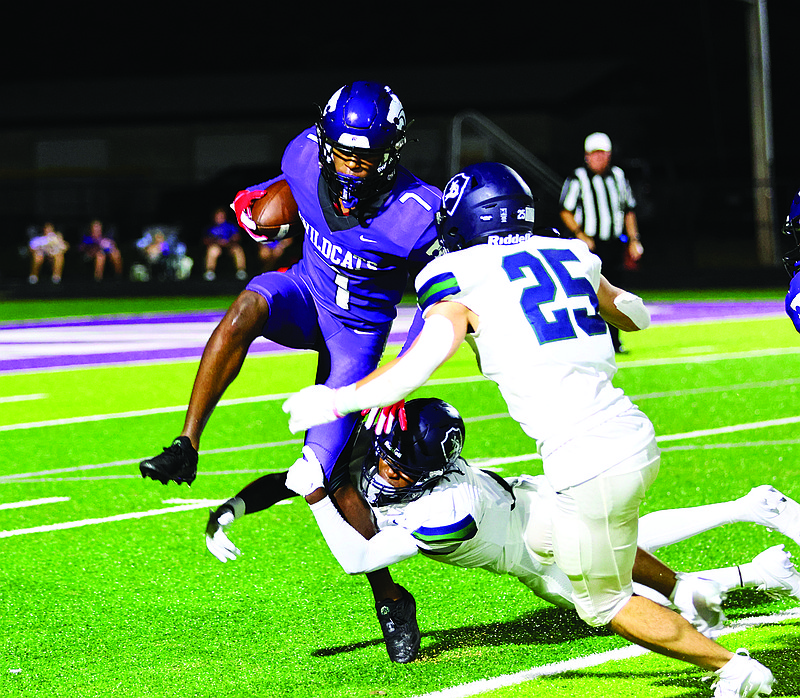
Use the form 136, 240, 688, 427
0, 2, 796, 297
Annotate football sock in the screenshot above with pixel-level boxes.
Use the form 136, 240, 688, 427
638, 500, 741, 552
692, 563, 763, 592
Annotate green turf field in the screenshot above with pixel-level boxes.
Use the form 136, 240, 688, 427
2, 292, 800, 697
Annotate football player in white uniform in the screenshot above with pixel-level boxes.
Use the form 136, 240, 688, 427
281, 398, 800, 635
283, 163, 775, 695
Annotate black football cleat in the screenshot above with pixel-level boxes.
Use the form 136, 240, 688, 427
375, 585, 421, 664
139, 436, 198, 486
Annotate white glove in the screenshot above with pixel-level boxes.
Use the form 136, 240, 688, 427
285, 446, 325, 498
283, 385, 340, 433
205, 509, 241, 563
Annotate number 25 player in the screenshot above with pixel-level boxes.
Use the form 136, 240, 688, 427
284, 162, 775, 695
140, 81, 444, 663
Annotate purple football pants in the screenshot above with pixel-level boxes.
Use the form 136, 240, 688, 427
247, 267, 389, 490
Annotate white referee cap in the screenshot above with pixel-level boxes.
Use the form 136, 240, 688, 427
584, 132, 612, 153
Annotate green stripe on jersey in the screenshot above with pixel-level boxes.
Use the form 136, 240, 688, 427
417, 272, 461, 312
411, 513, 477, 545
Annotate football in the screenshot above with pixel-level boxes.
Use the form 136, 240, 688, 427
250, 179, 302, 242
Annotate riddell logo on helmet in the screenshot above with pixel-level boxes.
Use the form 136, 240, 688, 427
487, 233, 534, 245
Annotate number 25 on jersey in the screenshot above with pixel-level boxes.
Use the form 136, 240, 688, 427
502, 248, 607, 345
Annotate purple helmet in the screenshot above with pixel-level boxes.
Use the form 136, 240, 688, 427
317, 81, 407, 209
783, 189, 800, 277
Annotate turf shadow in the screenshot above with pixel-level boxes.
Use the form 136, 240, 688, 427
722, 587, 794, 614
312, 606, 611, 659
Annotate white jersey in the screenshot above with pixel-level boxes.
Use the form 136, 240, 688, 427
373, 460, 573, 607
415, 235, 638, 490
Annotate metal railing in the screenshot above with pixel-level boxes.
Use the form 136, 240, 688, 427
447, 110, 564, 200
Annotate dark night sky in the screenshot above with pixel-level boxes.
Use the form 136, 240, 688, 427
1, 1, 797, 280
5, 3, 791, 127
5, 2, 794, 179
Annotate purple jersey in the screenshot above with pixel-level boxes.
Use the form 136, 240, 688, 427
251, 127, 442, 330
243, 126, 441, 486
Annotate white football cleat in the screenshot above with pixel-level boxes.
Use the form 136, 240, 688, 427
710, 649, 774, 697
739, 485, 800, 546
670, 573, 727, 637
750, 544, 800, 601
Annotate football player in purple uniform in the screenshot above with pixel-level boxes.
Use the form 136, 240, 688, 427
140, 81, 442, 663
783, 188, 800, 333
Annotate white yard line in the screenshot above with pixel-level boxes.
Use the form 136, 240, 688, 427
621, 346, 800, 367
0, 500, 226, 539
0, 394, 48, 404
656, 415, 800, 442
0, 377, 486, 433
631, 376, 800, 400
0, 394, 296, 432
0, 497, 69, 510
1, 350, 796, 433
0, 439, 302, 482
1, 414, 796, 486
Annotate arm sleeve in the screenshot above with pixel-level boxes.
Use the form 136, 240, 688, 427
308, 497, 419, 574
334, 313, 455, 416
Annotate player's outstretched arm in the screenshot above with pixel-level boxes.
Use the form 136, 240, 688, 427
283, 302, 471, 433
286, 447, 418, 574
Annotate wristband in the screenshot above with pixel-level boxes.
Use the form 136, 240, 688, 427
614, 291, 651, 330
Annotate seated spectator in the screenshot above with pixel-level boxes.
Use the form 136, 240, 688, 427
132, 226, 193, 282
203, 207, 247, 281
81, 219, 123, 281
256, 236, 302, 273
28, 222, 69, 284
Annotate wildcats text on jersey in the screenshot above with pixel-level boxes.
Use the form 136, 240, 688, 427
302, 216, 378, 272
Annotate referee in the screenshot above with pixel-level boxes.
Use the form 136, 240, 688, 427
559, 132, 644, 353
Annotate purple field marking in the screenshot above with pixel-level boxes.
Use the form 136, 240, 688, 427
0, 300, 784, 374
647, 300, 784, 324
0, 310, 226, 330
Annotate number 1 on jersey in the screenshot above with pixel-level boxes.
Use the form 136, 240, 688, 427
334, 272, 350, 310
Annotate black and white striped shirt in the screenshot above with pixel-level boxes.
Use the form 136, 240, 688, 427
559, 166, 636, 241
